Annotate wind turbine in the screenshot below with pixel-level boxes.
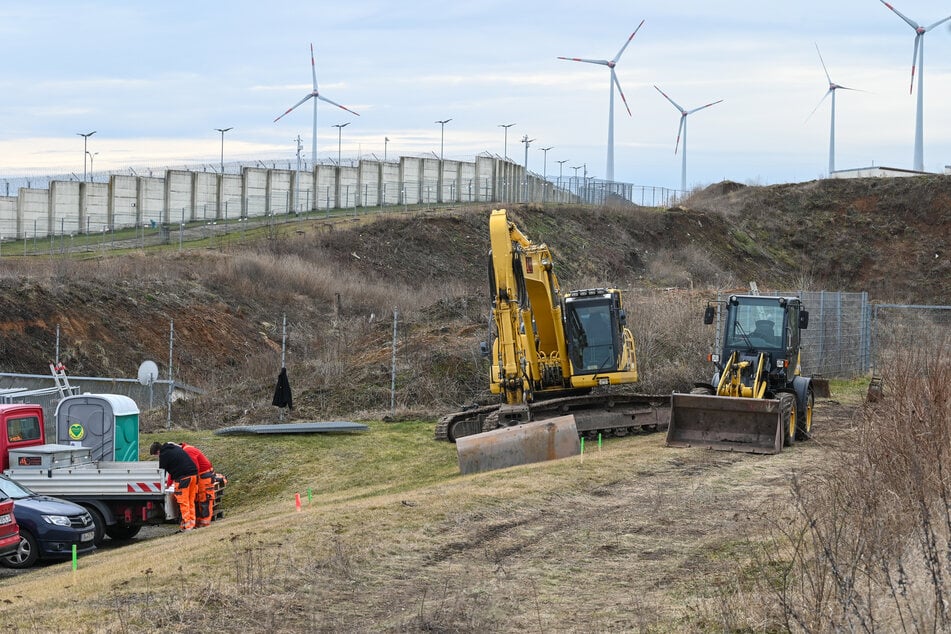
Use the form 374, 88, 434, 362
274, 43, 359, 166
878, 1, 951, 172
808, 44, 858, 176
653, 85, 722, 192
558, 21, 644, 183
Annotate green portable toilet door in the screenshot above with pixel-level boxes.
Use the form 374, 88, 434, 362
113, 413, 139, 462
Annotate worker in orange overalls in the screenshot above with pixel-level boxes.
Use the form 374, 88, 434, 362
150, 441, 197, 531
179, 442, 216, 528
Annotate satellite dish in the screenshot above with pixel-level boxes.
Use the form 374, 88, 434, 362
137, 360, 159, 386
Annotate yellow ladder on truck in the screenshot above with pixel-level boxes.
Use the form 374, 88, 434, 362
50, 363, 79, 399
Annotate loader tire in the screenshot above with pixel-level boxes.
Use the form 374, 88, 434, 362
795, 387, 814, 441
779, 393, 796, 448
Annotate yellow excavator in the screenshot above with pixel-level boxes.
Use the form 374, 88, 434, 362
435, 209, 666, 442
667, 293, 816, 454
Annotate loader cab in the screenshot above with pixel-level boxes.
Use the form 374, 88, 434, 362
564, 289, 623, 374
718, 295, 808, 383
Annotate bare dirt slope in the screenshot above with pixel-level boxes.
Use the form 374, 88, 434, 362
0, 175, 944, 426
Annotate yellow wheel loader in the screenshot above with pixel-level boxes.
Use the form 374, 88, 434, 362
667, 294, 815, 454
435, 209, 667, 443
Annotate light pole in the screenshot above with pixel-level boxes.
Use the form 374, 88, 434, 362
384, 136, 390, 162
77, 131, 96, 182
215, 127, 233, 174
436, 119, 452, 161
86, 151, 98, 179
571, 165, 582, 194
498, 123, 515, 159
539, 147, 553, 178
557, 159, 569, 188
332, 122, 350, 165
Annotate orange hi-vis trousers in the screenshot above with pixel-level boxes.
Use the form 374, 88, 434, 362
196, 469, 215, 527
173, 475, 198, 530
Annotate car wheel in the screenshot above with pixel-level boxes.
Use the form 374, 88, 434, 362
1, 529, 39, 569
83, 505, 106, 546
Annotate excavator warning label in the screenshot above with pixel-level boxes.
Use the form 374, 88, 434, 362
17, 456, 41, 466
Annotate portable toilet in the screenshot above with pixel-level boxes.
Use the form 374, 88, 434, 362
54, 394, 140, 462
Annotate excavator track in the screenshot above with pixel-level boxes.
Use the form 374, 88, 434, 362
435, 393, 670, 443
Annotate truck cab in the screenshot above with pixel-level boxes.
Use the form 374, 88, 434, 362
0, 404, 46, 472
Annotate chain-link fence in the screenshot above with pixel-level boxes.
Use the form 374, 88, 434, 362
796, 291, 872, 378
0, 372, 195, 437
868, 304, 951, 376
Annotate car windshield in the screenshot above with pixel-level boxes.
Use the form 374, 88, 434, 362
0, 476, 34, 500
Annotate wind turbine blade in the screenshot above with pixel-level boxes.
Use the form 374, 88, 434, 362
274, 94, 315, 122
909, 33, 920, 94
317, 94, 360, 116
557, 56, 610, 66
687, 99, 723, 115
674, 115, 685, 154
653, 85, 684, 113
612, 19, 645, 63
613, 71, 632, 116
310, 43, 318, 91
805, 90, 832, 123
925, 14, 951, 31
815, 43, 833, 84
879, 0, 920, 30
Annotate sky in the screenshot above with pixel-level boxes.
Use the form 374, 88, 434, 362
1, 1, 951, 191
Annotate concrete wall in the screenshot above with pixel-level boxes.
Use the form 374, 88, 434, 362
139, 177, 165, 226
0, 156, 578, 239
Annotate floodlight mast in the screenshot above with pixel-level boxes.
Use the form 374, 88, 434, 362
77, 131, 96, 182
215, 127, 233, 174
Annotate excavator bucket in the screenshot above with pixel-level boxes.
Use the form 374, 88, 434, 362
456, 415, 580, 475
667, 392, 783, 455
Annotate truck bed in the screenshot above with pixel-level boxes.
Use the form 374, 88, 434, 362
5, 462, 169, 498
4, 444, 169, 498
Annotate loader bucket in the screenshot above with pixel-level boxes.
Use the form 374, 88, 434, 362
456, 415, 580, 475
811, 376, 831, 398
667, 393, 783, 455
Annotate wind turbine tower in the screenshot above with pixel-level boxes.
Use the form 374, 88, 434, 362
274, 43, 359, 165
809, 44, 858, 175
653, 86, 722, 192
878, 1, 951, 172
558, 21, 644, 182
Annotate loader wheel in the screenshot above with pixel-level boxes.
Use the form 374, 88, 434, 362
795, 388, 815, 441
779, 393, 796, 448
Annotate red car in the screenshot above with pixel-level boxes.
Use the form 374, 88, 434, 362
0, 494, 19, 558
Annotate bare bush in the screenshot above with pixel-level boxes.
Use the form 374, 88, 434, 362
627, 289, 712, 394
756, 327, 951, 632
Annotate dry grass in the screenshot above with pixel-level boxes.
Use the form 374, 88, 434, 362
747, 328, 951, 632
2, 416, 848, 632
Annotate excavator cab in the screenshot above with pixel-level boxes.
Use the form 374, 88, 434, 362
564, 289, 624, 374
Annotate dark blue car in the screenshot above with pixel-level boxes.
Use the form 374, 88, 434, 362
0, 475, 96, 569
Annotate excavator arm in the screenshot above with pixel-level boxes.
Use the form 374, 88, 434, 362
488, 209, 569, 406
